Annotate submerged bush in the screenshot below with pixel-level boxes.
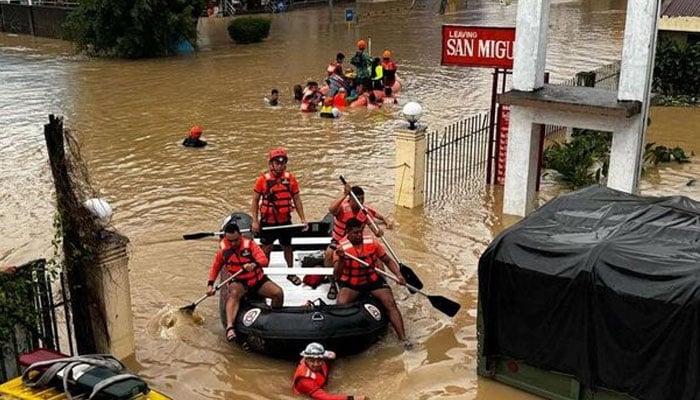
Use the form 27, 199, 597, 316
227, 17, 271, 44
62, 0, 205, 59
544, 128, 694, 189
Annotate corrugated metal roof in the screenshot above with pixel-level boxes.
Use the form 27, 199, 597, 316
662, 0, 700, 18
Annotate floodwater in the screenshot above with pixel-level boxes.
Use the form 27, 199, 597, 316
1, 0, 698, 398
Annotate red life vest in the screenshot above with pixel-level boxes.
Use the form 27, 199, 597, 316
220, 238, 264, 287
259, 171, 294, 224
292, 360, 328, 394
332, 200, 375, 242
338, 235, 381, 286
381, 60, 397, 87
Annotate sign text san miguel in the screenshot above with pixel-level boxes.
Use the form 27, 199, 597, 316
441, 25, 515, 69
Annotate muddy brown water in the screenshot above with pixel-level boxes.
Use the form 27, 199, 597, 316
1, 0, 698, 398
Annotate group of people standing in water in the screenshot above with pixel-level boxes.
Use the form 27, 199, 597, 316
284, 39, 401, 117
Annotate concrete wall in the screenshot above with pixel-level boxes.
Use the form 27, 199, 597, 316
659, 16, 700, 34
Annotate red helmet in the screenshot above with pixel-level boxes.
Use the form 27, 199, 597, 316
268, 147, 288, 162
357, 40, 367, 50
189, 125, 203, 138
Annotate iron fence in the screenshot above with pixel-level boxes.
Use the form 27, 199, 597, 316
424, 111, 491, 201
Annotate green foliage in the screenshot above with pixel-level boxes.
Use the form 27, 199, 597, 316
653, 37, 700, 98
543, 129, 611, 188
62, 0, 206, 58
227, 17, 271, 44
644, 143, 693, 164
0, 262, 44, 351
544, 128, 694, 189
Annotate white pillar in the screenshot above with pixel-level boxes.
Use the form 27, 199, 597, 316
95, 232, 135, 360
503, 106, 542, 216
512, 0, 550, 91
610, 0, 660, 194
394, 126, 426, 209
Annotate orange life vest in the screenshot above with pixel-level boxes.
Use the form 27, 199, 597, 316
220, 238, 264, 287
332, 201, 374, 242
381, 60, 397, 87
338, 234, 381, 286
292, 360, 328, 394
259, 171, 294, 224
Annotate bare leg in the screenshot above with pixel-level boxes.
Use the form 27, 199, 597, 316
336, 286, 360, 306
257, 280, 284, 308
324, 246, 338, 299
226, 282, 247, 334
283, 245, 294, 269
372, 287, 406, 341
261, 244, 273, 259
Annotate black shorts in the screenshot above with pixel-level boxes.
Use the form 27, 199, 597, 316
231, 275, 270, 294
259, 221, 292, 246
338, 277, 389, 293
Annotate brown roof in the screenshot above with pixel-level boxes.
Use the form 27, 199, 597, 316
661, 0, 700, 17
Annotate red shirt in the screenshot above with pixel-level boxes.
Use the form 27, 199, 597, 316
293, 360, 351, 400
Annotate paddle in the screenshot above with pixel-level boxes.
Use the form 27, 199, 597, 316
183, 223, 306, 240
179, 270, 243, 314
340, 251, 460, 317
339, 176, 424, 290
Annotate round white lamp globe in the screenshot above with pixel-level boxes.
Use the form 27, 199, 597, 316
402, 102, 423, 129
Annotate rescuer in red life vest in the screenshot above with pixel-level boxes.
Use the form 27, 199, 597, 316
333, 218, 411, 348
206, 221, 283, 342
251, 147, 308, 286
292, 342, 368, 400
322, 184, 393, 300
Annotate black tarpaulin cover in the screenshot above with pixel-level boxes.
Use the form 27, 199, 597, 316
479, 185, 700, 400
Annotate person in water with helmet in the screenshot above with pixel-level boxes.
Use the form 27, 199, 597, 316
251, 147, 308, 286
381, 50, 397, 90
292, 342, 369, 400
182, 125, 207, 148
370, 57, 383, 91
333, 218, 411, 348
350, 40, 372, 87
206, 221, 283, 342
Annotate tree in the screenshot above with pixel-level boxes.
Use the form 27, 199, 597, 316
63, 0, 206, 59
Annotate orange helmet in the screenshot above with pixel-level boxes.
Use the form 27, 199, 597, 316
189, 125, 203, 138
382, 50, 391, 59
357, 40, 367, 50
268, 147, 288, 162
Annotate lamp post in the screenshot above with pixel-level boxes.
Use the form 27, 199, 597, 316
402, 101, 423, 130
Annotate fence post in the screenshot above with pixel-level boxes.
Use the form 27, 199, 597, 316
394, 126, 426, 209
575, 71, 596, 87
93, 231, 135, 360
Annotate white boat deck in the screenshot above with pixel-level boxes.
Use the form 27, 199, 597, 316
258, 238, 336, 307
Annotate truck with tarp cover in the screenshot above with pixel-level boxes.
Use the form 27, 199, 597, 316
478, 185, 700, 400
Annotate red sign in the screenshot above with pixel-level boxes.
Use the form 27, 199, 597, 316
441, 25, 515, 69
496, 104, 510, 185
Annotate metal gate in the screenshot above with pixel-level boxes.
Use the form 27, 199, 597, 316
0, 259, 74, 382
424, 111, 491, 201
